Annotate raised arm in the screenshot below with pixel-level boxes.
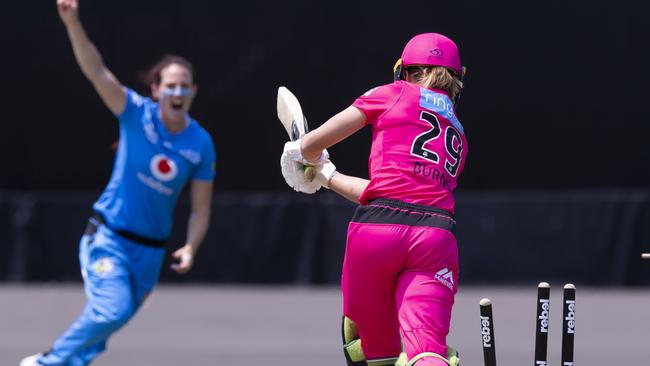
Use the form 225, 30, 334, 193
300, 106, 367, 163
300, 106, 370, 202
57, 0, 126, 115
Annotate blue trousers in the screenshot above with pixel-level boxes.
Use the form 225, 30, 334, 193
39, 224, 165, 366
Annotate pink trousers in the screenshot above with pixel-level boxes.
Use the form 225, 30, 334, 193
342, 199, 459, 366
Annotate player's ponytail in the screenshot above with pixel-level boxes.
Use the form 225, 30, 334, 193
406, 66, 463, 104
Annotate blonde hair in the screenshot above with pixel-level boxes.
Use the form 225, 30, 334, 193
406, 66, 463, 103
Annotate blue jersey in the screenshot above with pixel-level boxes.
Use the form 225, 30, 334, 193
93, 89, 216, 240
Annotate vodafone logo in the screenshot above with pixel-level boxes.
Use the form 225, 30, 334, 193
150, 154, 178, 182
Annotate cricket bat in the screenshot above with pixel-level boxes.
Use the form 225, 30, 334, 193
277, 86, 316, 180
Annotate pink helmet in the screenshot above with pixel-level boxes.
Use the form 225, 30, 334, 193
394, 33, 464, 80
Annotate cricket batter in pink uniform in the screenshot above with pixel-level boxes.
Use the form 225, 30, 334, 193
281, 33, 467, 366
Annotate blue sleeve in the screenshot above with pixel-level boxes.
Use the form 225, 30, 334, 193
193, 135, 217, 181
117, 88, 147, 123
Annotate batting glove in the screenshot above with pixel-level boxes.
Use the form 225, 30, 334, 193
283, 139, 329, 165
281, 145, 322, 194
316, 160, 337, 189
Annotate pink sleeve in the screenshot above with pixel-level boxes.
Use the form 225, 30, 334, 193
352, 82, 403, 125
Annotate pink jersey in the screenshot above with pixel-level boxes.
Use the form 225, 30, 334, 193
352, 81, 468, 213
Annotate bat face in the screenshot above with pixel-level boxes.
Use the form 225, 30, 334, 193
291, 122, 304, 141
277, 86, 309, 141
276, 86, 317, 182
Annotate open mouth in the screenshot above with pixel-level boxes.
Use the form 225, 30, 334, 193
171, 102, 184, 111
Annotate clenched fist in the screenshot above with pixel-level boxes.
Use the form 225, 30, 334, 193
57, 0, 80, 26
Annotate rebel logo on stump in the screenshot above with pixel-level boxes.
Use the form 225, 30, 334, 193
150, 154, 178, 181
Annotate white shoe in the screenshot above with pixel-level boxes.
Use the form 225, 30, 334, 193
19, 353, 42, 366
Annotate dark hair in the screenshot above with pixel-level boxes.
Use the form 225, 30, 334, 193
141, 54, 195, 86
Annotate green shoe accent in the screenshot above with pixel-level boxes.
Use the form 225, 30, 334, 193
343, 317, 359, 343
342, 317, 366, 366
404, 346, 460, 366
446, 346, 460, 366
367, 357, 399, 366
344, 339, 366, 363
395, 352, 408, 366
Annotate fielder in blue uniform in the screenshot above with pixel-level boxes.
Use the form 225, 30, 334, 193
21, 1, 216, 365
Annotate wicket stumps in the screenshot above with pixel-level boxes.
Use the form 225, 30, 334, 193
534, 282, 550, 366
561, 284, 576, 366
479, 282, 576, 366
479, 298, 497, 366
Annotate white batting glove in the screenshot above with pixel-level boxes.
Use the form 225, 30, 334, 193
283, 139, 329, 165
281, 146, 322, 194
315, 160, 337, 189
